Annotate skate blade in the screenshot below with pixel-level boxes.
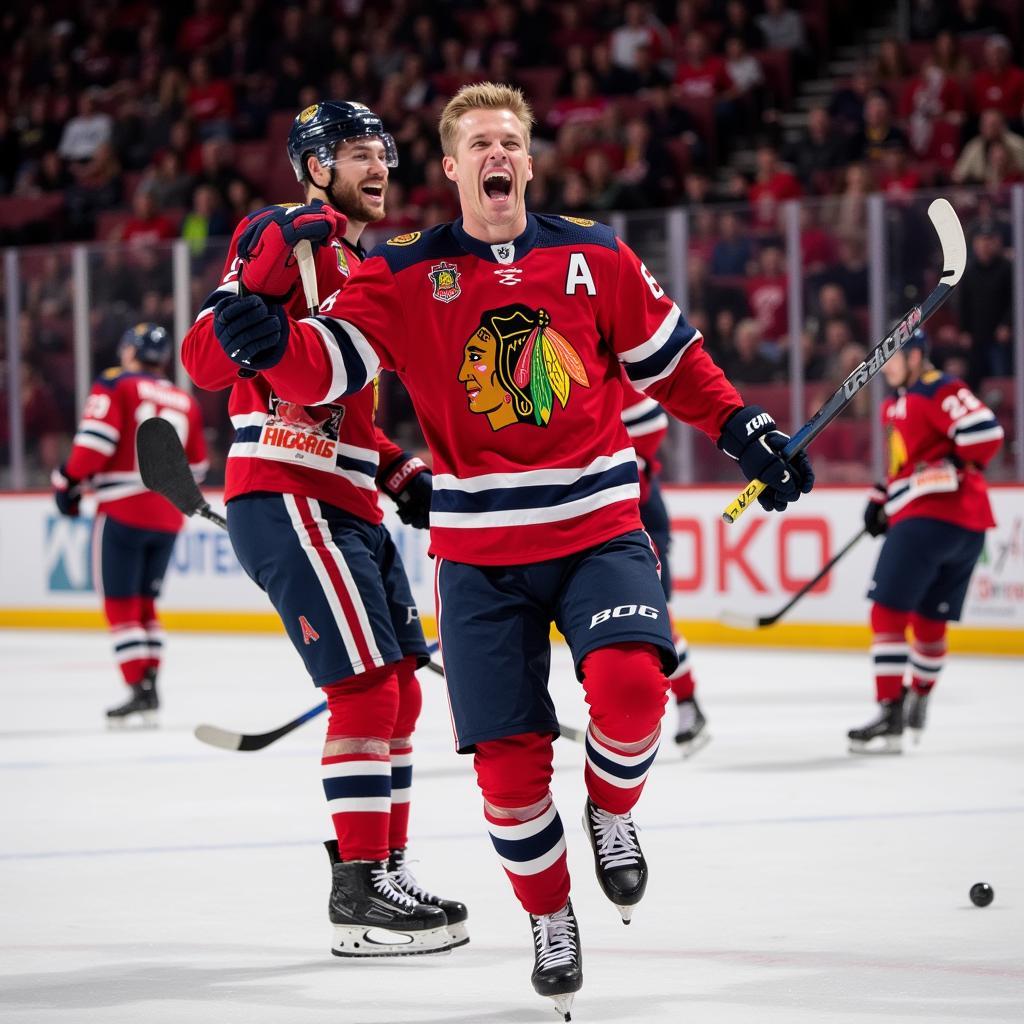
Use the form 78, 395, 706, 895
848, 736, 902, 755
331, 922, 452, 957
106, 711, 158, 730
444, 920, 470, 949
676, 730, 711, 759
909, 728, 923, 745
550, 992, 575, 1021
616, 903, 635, 925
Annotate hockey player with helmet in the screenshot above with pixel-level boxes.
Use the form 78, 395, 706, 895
181, 100, 465, 957
52, 323, 207, 726
619, 373, 709, 756
205, 82, 814, 1017
849, 329, 1004, 753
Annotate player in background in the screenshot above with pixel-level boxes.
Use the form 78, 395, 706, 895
52, 323, 207, 726
206, 83, 814, 1017
180, 101, 466, 957
849, 329, 1003, 754
619, 374, 709, 756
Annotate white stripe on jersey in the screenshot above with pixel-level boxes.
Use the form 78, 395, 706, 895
623, 414, 669, 437
227, 442, 376, 490
73, 433, 117, 456
230, 411, 269, 429
312, 317, 381, 405
433, 447, 637, 493
620, 397, 661, 424
193, 280, 240, 321
80, 418, 120, 442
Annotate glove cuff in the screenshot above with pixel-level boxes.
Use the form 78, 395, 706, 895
51, 464, 80, 493
717, 405, 774, 459
378, 453, 428, 496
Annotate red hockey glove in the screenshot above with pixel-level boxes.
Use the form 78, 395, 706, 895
52, 464, 82, 518
378, 452, 431, 530
237, 200, 347, 301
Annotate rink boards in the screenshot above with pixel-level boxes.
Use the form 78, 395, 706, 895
1, 486, 1022, 654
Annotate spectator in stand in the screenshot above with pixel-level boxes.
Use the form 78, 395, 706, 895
959, 221, 1014, 385
971, 36, 1024, 122
806, 319, 861, 388
674, 30, 739, 157
64, 141, 122, 239
609, 1, 666, 72
946, 0, 1005, 38
748, 144, 802, 229
630, 44, 672, 94
180, 182, 231, 256
73, 32, 118, 91
744, 243, 789, 344
876, 139, 922, 202
711, 211, 754, 276
57, 90, 113, 164
849, 92, 908, 163
828, 67, 873, 137
723, 318, 783, 384
900, 58, 967, 159
225, 178, 261, 229
138, 150, 194, 211
218, 11, 265, 82
409, 160, 459, 221
984, 138, 1024, 188
872, 39, 911, 95
615, 118, 675, 206
645, 86, 703, 164
18, 149, 71, 196
592, 42, 643, 97
908, 0, 945, 41
515, 0, 551, 67
117, 189, 179, 245
799, 205, 838, 274
176, 0, 226, 57
721, 0, 766, 52
786, 106, 849, 192
757, 0, 811, 80
547, 71, 610, 131
724, 34, 765, 136
185, 56, 236, 140
812, 283, 859, 341
952, 109, 1024, 183
193, 137, 252, 209
809, 232, 870, 312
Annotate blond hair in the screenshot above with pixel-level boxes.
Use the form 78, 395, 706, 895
439, 82, 534, 156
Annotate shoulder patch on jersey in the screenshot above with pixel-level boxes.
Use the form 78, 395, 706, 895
909, 371, 951, 398
532, 213, 618, 253
922, 369, 942, 384
387, 231, 421, 246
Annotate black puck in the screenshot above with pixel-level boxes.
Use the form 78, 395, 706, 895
969, 883, 994, 907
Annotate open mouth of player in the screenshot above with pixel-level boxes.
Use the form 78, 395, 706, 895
361, 183, 385, 204
482, 171, 512, 203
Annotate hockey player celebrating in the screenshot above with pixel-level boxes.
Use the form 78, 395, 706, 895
619, 373, 709, 756
52, 323, 207, 726
181, 101, 466, 957
849, 329, 1004, 753
206, 83, 813, 1017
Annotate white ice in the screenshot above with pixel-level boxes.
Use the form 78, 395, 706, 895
1, 630, 1022, 1024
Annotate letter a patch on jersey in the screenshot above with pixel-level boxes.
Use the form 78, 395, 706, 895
299, 615, 320, 645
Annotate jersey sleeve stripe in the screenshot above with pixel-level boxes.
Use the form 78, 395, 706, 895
194, 280, 240, 322
946, 407, 996, 434
620, 396, 662, 422
73, 432, 117, 456
954, 424, 1005, 445
307, 316, 380, 405
620, 307, 701, 390
80, 419, 120, 442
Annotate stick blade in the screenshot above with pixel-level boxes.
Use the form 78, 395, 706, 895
137, 417, 205, 516
718, 610, 762, 630
927, 198, 967, 287
194, 723, 243, 751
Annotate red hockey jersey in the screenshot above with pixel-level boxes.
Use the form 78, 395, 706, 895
253, 213, 744, 564
180, 209, 406, 523
620, 373, 668, 505
882, 370, 1003, 531
66, 369, 207, 532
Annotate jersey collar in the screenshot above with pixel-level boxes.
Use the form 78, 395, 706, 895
452, 214, 538, 264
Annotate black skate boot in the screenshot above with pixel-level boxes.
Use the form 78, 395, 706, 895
387, 847, 470, 948
530, 899, 582, 1022
582, 798, 647, 924
848, 691, 905, 754
904, 688, 930, 743
106, 670, 159, 728
324, 840, 450, 957
674, 696, 710, 758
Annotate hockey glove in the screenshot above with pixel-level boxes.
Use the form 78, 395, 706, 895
863, 482, 888, 537
378, 452, 432, 530
213, 294, 289, 371
236, 200, 346, 301
717, 405, 815, 512
51, 464, 82, 518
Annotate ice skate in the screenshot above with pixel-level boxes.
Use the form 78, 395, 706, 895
582, 798, 647, 924
674, 697, 710, 758
388, 846, 470, 948
106, 670, 159, 729
530, 899, 582, 1022
904, 689, 930, 744
324, 840, 450, 956
848, 693, 904, 754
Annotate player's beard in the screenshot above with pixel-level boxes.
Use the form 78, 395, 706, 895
328, 177, 387, 224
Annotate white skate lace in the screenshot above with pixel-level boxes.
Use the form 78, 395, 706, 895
388, 857, 432, 902
370, 864, 418, 909
532, 905, 577, 971
589, 806, 640, 870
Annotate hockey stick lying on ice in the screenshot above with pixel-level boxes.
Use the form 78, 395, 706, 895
719, 527, 867, 629
721, 197, 967, 525
423, 660, 586, 744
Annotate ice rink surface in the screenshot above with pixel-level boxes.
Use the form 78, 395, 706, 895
1, 630, 1022, 1024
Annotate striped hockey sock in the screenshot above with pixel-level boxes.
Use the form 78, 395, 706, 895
104, 597, 149, 685
140, 597, 163, 677
584, 724, 660, 816
870, 604, 910, 703
388, 737, 413, 851
909, 613, 947, 694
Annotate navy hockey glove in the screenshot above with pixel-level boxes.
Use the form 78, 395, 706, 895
213, 294, 289, 371
378, 452, 432, 530
717, 405, 815, 512
236, 200, 346, 300
51, 464, 82, 518
863, 482, 888, 537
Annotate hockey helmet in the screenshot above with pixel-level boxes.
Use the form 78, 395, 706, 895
904, 328, 929, 356
287, 101, 398, 182
120, 322, 171, 366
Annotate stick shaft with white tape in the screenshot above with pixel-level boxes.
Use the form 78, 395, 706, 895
294, 238, 319, 315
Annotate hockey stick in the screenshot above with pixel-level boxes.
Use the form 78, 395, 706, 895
718, 527, 867, 629
423, 659, 586, 745
137, 416, 226, 528
721, 198, 967, 525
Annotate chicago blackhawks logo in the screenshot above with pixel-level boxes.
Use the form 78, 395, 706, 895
429, 262, 461, 303
458, 304, 589, 431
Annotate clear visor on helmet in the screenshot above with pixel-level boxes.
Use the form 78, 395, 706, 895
310, 132, 399, 174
